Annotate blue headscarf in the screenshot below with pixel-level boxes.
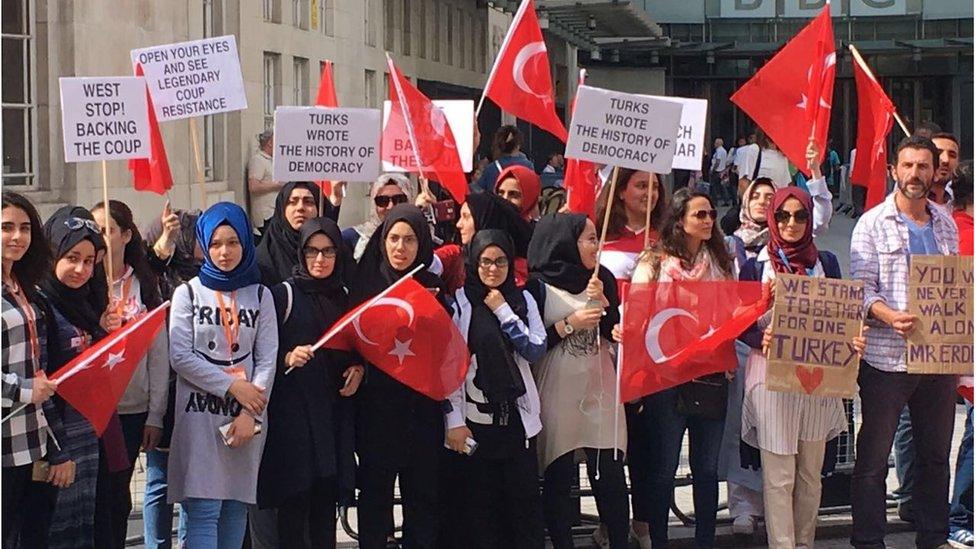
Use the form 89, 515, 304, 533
196, 202, 261, 291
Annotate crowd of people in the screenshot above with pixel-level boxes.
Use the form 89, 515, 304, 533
2, 123, 972, 549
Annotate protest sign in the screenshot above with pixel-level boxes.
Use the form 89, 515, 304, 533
381, 99, 474, 173
907, 255, 974, 375
566, 85, 683, 174
131, 35, 246, 122
272, 107, 381, 182
60, 77, 150, 163
766, 274, 865, 398
652, 96, 708, 171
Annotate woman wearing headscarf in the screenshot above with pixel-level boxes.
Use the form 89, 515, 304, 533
444, 229, 547, 548
525, 213, 628, 549
494, 165, 542, 223
352, 204, 448, 549
256, 217, 363, 548
167, 202, 278, 548
738, 188, 863, 548
341, 173, 416, 261
27, 206, 119, 549
255, 181, 322, 286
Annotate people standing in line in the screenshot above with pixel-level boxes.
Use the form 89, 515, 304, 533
1, 192, 63, 547
90, 200, 169, 549
709, 138, 732, 206
495, 165, 543, 224
628, 190, 734, 548
526, 214, 629, 549
849, 136, 959, 549
256, 217, 363, 549
351, 204, 449, 549
475, 126, 536, 193
444, 229, 547, 549
255, 182, 333, 287
738, 187, 865, 548
167, 202, 278, 549
341, 174, 416, 261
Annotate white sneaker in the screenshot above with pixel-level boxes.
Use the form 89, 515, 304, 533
630, 526, 653, 549
732, 514, 757, 535
591, 524, 609, 548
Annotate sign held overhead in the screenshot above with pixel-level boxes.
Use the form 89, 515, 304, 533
60, 76, 150, 163
273, 106, 382, 183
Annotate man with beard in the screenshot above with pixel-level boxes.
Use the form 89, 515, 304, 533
850, 136, 960, 549
930, 132, 961, 217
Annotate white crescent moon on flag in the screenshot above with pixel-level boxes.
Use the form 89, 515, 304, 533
512, 41, 548, 99
352, 297, 416, 347
644, 308, 697, 364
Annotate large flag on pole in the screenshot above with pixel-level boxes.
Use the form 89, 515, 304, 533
314, 60, 339, 197
850, 46, 897, 210
478, 0, 568, 142
730, 5, 835, 176
128, 64, 173, 195
563, 69, 602, 218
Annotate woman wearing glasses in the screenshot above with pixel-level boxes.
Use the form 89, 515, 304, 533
738, 187, 863, 548
342, 174, 415, 261
256, 217, 362, 548
526, 213, 628, 549
444, 229, 547, 548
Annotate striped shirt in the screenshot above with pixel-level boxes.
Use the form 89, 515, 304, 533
850, 192, 959, 372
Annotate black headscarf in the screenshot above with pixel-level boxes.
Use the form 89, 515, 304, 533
351, 204, 443, 304
463, 230, 527, 420
528, 213, 598, 295
40, 206, 109, 335
256, 182, 322, 286
464, 192, 532, 257
290, 217, 353, 324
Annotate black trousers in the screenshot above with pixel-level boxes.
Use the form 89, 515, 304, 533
3, 463, 35, 549
277, 477, 337, 549
358, 456, 439, 549
542, 448, 629, 549
18, 476, 58, 549
94, 413, 145, 549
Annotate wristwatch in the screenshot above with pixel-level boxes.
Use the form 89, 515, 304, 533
562, 318, 575, 335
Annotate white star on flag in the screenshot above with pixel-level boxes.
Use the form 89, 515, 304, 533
104, 350, 125, 371
388, 337, 415, 365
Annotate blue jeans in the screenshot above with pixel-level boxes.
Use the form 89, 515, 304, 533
950, 404, 974, 533
143, 449, 186, 548
182, 498, 248, 549
892, 406, 915, 504
642, 387, 726, 548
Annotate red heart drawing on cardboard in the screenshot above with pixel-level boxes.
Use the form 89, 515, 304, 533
795, 365, 824, 394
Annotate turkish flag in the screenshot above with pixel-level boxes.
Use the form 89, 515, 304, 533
564, 69, 602, 218
730, 6, 835, 176
851, 53, 896, 210
482, 0, 567, 142
959, 376, 973, 403
128, 64, 173, 195
324, 278, 469, 401
314, 61, 339, 197
50, 302, 169, 435
620, 281, 767, 402
383, 57, 468, 204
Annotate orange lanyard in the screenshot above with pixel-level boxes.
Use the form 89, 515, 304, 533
213, 290, 240, 364
114, 271, 134, 317
8, 281, 41, 373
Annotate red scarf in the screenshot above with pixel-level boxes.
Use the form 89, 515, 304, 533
765, 187, 819, 274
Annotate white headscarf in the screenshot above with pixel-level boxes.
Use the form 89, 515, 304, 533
353, 173, 416, 260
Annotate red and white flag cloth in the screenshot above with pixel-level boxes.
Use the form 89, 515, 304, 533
564, 69, 602, 218
850, 50, 897, 210
50, 302, 169, 435
128, 64, 173, 195
323, 277, 469, 401
382, 55, 469, 204
479, 0, 567, 142
314, 60, 339, 197
730, 5, 835, 176
620, 281, 768, 402
959, 376, 973, 403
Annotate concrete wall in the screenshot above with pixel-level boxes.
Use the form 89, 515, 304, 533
583, 66, 666, 96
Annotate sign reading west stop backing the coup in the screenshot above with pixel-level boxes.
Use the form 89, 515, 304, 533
60, 76, 150, 163
131, 35, 247, 122
566, 85, 684, 174
273, 107, 382, 183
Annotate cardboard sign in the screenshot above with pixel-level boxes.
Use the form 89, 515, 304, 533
651, 96, 708, 171
131, 35, 247, 122
272, 107, 382, 182
59, 77, 150, 163
566, 85, 683, 174
381, 99, 474, 173
767, 274, 865, 398
907, 255, 975, 375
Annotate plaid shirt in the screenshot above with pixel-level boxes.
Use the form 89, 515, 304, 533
850, 192, 959, 372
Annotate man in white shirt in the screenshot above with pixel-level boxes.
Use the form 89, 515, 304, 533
542, 152, 564, 174
247, 130, 278, 229
709, 138, 731, 205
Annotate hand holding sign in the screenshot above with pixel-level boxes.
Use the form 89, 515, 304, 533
273, 107, 381, 183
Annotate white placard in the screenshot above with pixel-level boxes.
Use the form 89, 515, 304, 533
59, 77, 150, 163
650, 96, 708, 171
381, 100, 474, 173
272, 107, 382, 182
131, 35, 247, 122
566, 85, 684, 174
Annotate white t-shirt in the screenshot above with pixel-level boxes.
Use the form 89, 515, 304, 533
738, 144, 792, 189
247, 151, 276, 227
711, 146, 729, 172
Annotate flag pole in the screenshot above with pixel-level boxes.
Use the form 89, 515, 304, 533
101, 161, 116, 292
643, 177, 654, 250
475, 0, 530, 117
612, 292, 625, 461
386, 52, 436, 197
848, 44, 911, 137
594, 165, 621, 277
188, 117, 208, 210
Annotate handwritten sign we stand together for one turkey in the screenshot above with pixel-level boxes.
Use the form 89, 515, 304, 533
766, 274, 865, 398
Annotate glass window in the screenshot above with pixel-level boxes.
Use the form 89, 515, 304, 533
292, 0, 309, 29
385, 0, 396, 51
264, 52, 281, 130
364, 0, 376, 46
264, 0, 280, 23
365, 69, 377, 108
417, 0, 426, 59
445, 4, 453, 66
202, 0, 222, 181
458, 9, 466, 69
2, 0, 34, 186
293, 57, 309, 105
432, 0, 441, 62
403, 0, 411, 56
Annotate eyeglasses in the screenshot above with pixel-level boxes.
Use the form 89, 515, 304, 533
690, 209, 718, 220
64, 218, 101, 232
374, 194, 409, 208
302, 245, 338, 259
773, 209, 811, 224
478, 256, 510, 269
577, 235, 599, 247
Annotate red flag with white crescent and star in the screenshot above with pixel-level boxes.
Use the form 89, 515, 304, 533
850, 52, 897, 210
50, 302, 169, 435
480, 0, 568, 142
314, 60, 339, 197
564, 69, 602, 218
620, 281, 767, 402
323, 278, 469, 401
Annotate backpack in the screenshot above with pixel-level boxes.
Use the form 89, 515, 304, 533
538, 186, 567, 216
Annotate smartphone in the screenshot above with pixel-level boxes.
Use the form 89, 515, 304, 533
219, 421, 262, 446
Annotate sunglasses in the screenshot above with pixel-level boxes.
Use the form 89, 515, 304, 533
773, 209, 811, 224
690, 209, 718, 221
478, 256, 510, 269
64, 218, 101, 232
374, 194, 409, 208
302, 245, 338, 259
